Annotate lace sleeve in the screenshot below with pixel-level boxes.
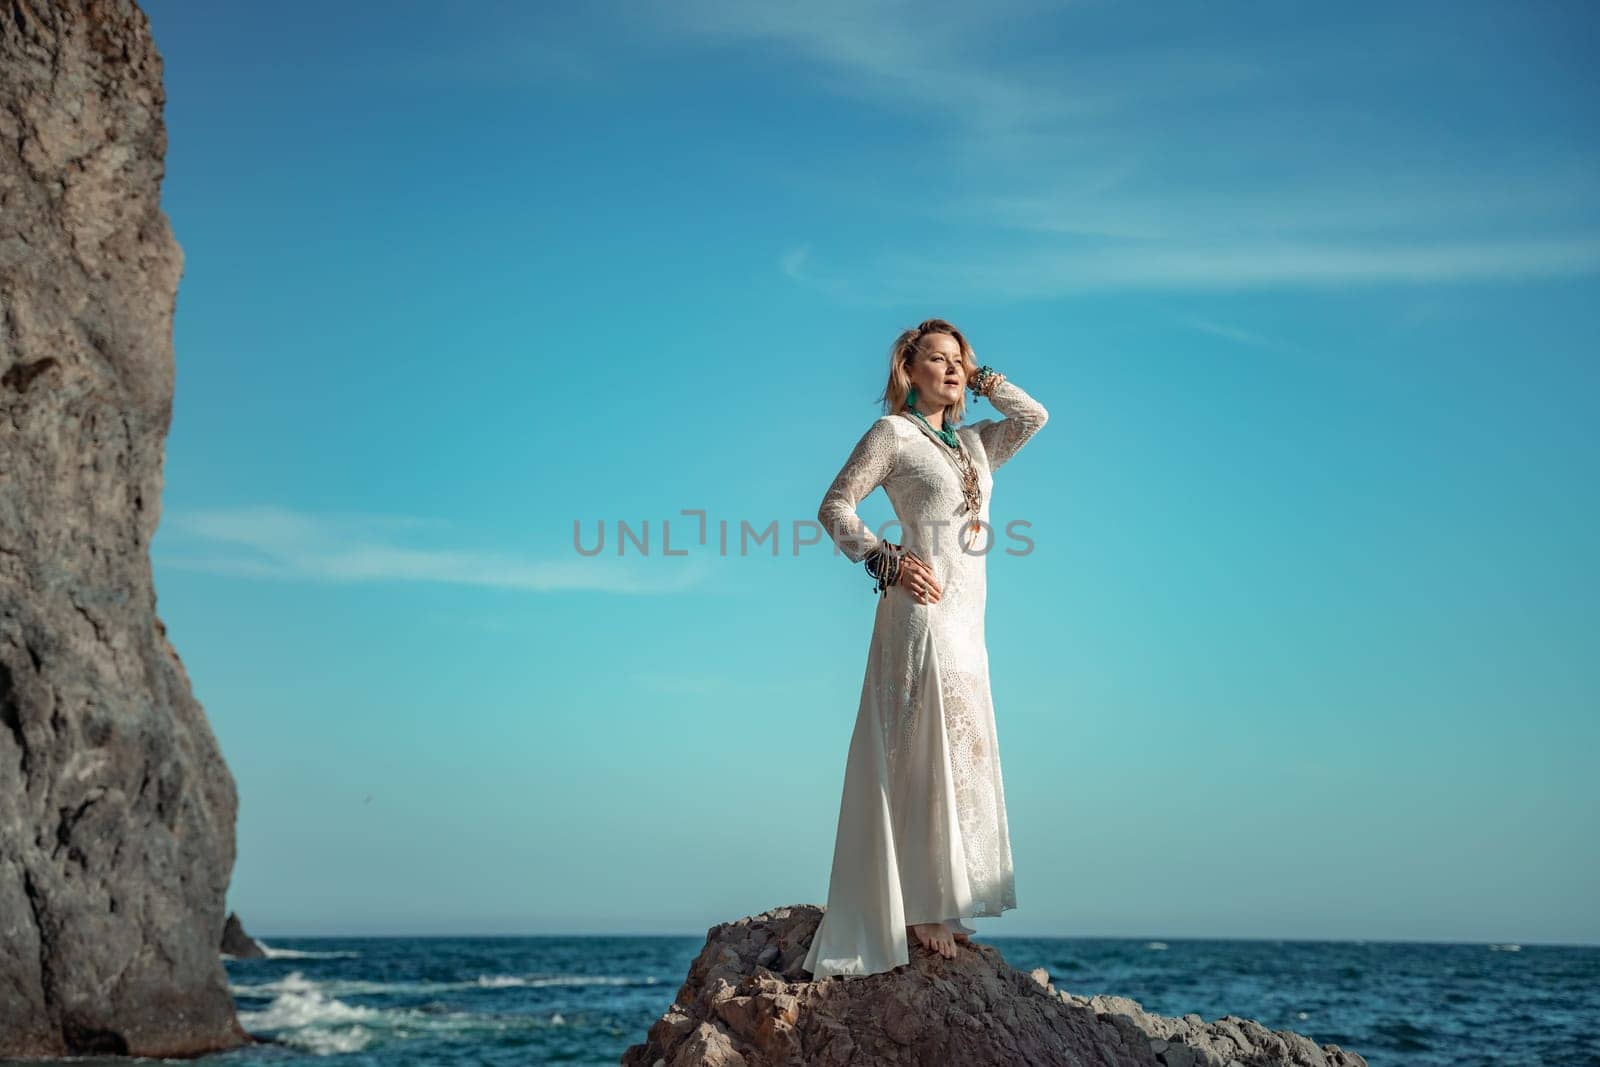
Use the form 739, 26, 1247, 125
968, 377, 1049, 472
818, 416, 900, 564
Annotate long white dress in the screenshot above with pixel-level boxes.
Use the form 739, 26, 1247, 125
803, 378, 1049, 979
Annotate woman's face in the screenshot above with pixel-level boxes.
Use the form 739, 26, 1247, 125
908, 333, 967, 410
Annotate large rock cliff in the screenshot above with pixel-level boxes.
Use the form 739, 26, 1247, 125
0, 0, 250, 1057
622, 906, 1369, 1067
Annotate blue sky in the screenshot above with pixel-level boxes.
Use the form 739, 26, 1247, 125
141, 1, 1598, 943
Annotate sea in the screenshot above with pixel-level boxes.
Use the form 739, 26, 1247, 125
9, 935, 1595, 1066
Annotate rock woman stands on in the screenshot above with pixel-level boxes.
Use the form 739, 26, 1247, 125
805, 318, 1049, 979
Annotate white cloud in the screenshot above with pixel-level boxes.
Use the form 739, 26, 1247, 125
779, 243, 811, 279
863, 234, 1600, 300
157, 505, 707, 595
642, 1, 1600, 293
350, 0, 1600, 295
1181, 317, 1275, 349
650, 0, 1254, 136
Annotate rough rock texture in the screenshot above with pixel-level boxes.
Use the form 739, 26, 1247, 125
220, 910, 266, 959
0, 0, 251, 1058
621, 906, 1368, 1067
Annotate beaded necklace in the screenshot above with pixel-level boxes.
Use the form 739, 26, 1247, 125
902, 387, 983, 537
906, 390, 959, 448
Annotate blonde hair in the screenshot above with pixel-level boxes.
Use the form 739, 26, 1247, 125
879, 318, 978, 424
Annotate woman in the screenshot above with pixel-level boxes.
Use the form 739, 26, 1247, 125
803, 318, 1049, 979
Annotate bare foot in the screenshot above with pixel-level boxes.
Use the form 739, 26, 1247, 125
908, 922, 957, 959
946, 918, 976, 943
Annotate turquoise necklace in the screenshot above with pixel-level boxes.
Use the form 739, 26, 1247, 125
904, 386, 959, 448
903, 385, 985, 538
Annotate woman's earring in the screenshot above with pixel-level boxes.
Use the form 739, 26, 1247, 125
907, 386, 919, 408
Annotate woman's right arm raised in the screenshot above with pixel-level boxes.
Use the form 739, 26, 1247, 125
817, 416, 899, 564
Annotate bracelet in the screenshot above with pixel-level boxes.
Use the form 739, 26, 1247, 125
968, 365, 1002, 398
863, 542, 906, 598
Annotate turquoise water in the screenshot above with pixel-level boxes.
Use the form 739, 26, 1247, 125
16, 934, 1593, 1065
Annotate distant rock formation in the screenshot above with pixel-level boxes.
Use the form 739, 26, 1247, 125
0, 0, 252, 1057
622, 906, 1368, 1067
221, 911, 267, 960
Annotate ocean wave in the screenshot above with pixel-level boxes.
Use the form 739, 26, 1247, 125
235, 973, 572, 1054
231, 969, 661, 999
258, 943, 363, 960
476, 974, 660, 988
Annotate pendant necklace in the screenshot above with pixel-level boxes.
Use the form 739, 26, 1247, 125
903, 395, 984, 540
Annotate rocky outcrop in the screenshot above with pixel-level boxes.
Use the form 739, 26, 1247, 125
622, 906, 1368, 1067
1, 0, 251, 1057
220, 911, 267, 959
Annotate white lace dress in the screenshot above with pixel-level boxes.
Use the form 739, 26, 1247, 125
803, 378, 1049, 979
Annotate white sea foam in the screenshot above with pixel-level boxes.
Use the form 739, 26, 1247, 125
233, 973, 446, 998
234, 970, 575, 1052
258, 942, 363, 960
482, 974, 649, 988
236, 975, 385, 1026
288, 1024, 376, 1055
232, 970, 656, 998
236, 979, 388, 1054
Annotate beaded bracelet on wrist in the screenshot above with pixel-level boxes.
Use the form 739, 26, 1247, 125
863, 542, 904, 598
969, 364, 1002, 398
